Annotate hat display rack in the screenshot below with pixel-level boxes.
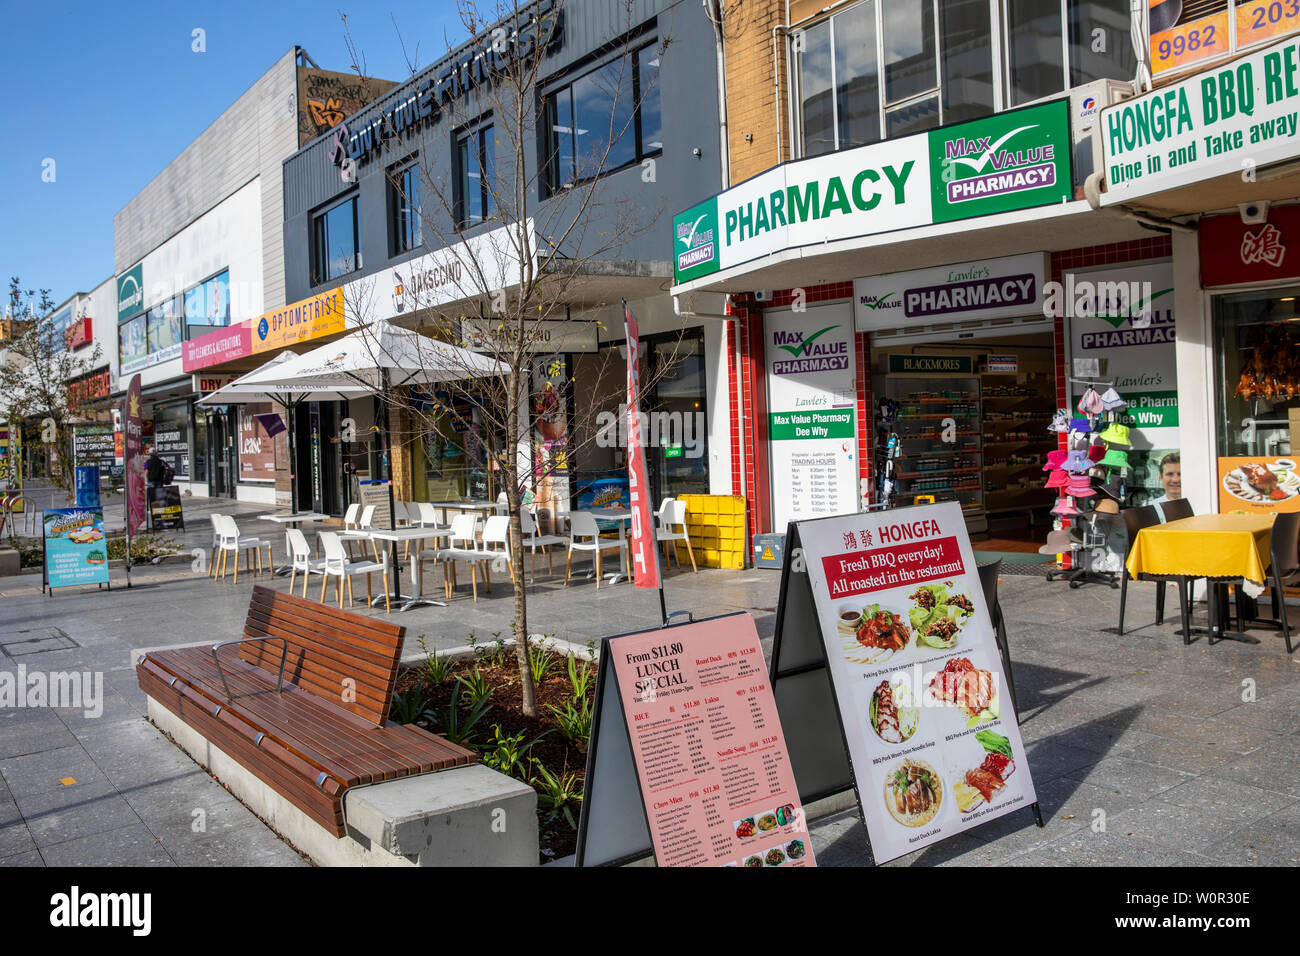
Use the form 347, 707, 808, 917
1042, 378, 1132, 590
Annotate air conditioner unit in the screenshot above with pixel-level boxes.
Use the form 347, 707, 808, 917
1019, 79, 1135, 187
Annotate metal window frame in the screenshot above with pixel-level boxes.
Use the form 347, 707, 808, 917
312, 192, 360, 286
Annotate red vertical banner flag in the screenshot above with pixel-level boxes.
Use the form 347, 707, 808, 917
123, 374, 146, 536
624, 302, 661, 590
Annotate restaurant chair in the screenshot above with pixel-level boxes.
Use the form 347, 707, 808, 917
318, 530, 390, 613
286, 527, 326, 599
208, 514, 225, 580
339, 504, 378, 561
342, 502, 360, 531
1158, 498, 1194, 522
413, 502, 452, 539
1119, 504, 1190, 643
520, 507, 566, 582
495, 492, 508, 515
213, 514, 272, 585
977, 559, 1018, 720
430, 514, 494, 602
565, 511, 625, 589
657, 499, 697, 572
1262, 511, 1300, 653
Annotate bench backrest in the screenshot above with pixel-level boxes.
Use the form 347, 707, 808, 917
239, 585, 406, 726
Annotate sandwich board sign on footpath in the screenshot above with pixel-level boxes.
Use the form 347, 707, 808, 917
770, 501, 1039, 864
43, 508, 111, 594
576, 613, 814, 867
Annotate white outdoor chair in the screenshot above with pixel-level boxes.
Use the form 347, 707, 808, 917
213, 514, 272, 584
342, 503, 360, 530
208, 513, 225, 580
339, 504, 378, 560
495, 492, 508, 515
565, 511, 626, 589
431, 513, 498, 602
393, 500, 411, 526
658, 498, 697, 572
520, 507, 566, 581
287, 527, 326, 598
318, 530, 391, 613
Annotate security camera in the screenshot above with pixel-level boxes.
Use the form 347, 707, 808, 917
1239, 201, 1271, 225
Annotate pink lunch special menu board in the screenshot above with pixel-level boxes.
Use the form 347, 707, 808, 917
609, 615, 815, 868
795, 501, 1037, 864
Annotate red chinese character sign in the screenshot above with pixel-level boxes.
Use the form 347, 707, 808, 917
1200, 206, 1300, 287
769, 501, 1040, 864
623, 301, 661, 592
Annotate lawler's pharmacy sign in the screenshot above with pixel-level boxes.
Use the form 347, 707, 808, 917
673, 100, 1071, 284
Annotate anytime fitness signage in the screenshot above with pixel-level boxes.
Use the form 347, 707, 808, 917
329, 0, 560, 178
673, 100, 1071, 284
1100, 33, 1300, 203
853, 254, 1046, 333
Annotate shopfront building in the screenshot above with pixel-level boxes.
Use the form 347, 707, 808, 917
279, 0, 730, 519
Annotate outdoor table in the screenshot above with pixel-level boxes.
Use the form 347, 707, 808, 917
586, 507, 634, 584
431, 500, 498, 528
261, 512, 329, 575
367, 527, 449, 611
1126, 513, 1274, 643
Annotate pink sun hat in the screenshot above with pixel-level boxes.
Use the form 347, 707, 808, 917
1045, 469, 1069, 489
1043, 449, 1068, 471
1051, 498, 1081, 517
1066, 473, 1096, 497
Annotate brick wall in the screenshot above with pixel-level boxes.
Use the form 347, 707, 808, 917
723, 1, 787, 184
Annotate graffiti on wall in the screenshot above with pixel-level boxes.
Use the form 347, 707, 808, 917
296, 68, 397, 146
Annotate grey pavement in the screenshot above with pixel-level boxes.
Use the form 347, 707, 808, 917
1, 508, 1298, 865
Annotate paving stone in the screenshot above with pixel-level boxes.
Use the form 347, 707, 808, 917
0, 822, 35, 857
1065, 755, 1196, 800
39, 822, 174, 867
1003, 826, 1220, 867
0, 744, 106, 799
165, 824, 308, 867
0, 849, 45, 866
1155, 775, 1297, 823
1202, 804, 1300, 866
15, 777, 143, 847
1126, 737, 1236, 774
1213, 743, 1300, 797
1105, 801, 1249, 852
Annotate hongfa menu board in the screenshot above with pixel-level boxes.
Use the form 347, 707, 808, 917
793, 501, 1037, 864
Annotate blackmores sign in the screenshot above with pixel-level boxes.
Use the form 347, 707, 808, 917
329, 0, 561, 179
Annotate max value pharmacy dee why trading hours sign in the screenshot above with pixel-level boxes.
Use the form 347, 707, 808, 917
672, 100, 1071, 285
792, 502, 1038, 864
1100, 33, 1300, 203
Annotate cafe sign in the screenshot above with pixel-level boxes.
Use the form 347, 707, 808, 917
1100, 34, 1300, 204
673, 100, 1071, 285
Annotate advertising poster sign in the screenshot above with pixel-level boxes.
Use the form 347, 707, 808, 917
237, 403, 277, 482
73, 424, 119, 480
147, 486, 185, 530
591, 614, 814, 867
791, 502, 1037, 864
530, 354, 570, 526
359, 479, 393, 529
624, 304, 661, 591
43, 508, 110, 590
0, 423, 23, 493
75, 466, 101, 509
1218, 456, 1300, 513
765, 304, 858, 531
124, 376, 145, 536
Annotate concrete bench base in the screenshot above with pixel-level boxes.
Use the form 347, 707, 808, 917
0, 547, 20, 576
145, 697, 538, 867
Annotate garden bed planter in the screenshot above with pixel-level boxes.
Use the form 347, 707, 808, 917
392, 646, 594, 863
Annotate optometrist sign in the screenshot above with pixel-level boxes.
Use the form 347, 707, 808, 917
673, 100, 1071, 285
854, 254, 1046, 333
1100, 34, 1300, 204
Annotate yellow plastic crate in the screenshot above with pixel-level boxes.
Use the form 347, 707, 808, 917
675, 495, 748, 570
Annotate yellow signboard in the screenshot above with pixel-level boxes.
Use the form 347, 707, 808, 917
251, 288, 345, 354
1236, 0, 1300, 49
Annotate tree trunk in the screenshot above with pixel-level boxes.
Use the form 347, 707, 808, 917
506, 367, 539, 718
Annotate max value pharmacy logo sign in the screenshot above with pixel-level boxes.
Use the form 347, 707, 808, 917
770, 323, 850, 374
672, 100, 1071, 284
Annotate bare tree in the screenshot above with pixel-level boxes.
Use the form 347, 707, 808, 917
338, 0, 691, 716
0, 278, 104, 501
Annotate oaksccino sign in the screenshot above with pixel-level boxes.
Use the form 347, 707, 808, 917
1100, 33, 1300, 203
765, 304, 858, 531
673, 101, 1070, 284
795, 501, 1038, 864
854, 254, 1046, 333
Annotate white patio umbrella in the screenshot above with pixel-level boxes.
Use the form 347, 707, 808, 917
197, 352, 374, 513
226, 322, 507, 604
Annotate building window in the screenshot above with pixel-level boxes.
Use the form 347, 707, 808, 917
146, 296, 183, 355
389, 163, 423, 255
456, 124, 496, 228
542, 39, 662, 195
119, 313, 146, 368
312, 194, 360, 285
183, 270, 230, 334
1004, 0, 1135, 107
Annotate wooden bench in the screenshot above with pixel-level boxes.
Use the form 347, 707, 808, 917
136, 584, 474, 837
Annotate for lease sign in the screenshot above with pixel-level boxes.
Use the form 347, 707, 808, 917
1100, 33, 1300, 203
673, 100, 1071, 284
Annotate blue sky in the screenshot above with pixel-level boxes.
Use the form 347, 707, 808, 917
0, 0, 469, 307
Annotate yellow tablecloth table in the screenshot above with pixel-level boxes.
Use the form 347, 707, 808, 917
1126, 514, 1275, 585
